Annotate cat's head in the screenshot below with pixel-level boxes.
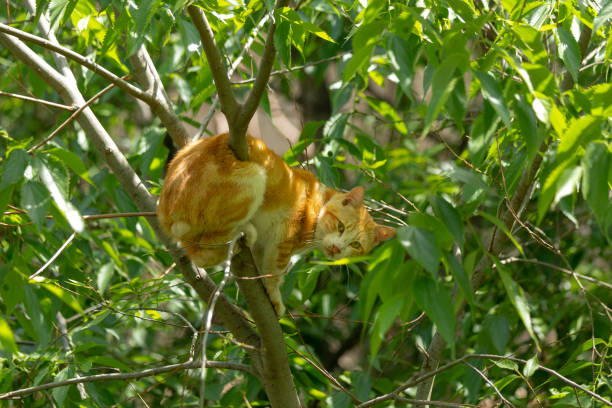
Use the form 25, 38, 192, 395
315, 187, 395, 259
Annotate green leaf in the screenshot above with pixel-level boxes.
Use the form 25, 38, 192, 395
523, 355, 539, 378
97, 263, 115, 295
0, 267, 25, 313
532, 97, 551, 124
493, 359, 519, 371
538, 115, 603, 220
513, 94, 538, 160
473, 70, 511, 127
423, 56, 461, 135
364, 96, 407, 134
431, 196, 464, 249
0, 316, 18, 354
498, 265, 540, 350
35, 279, 84, 314
39, 162, 84, 233
556, 27, 580, 83
593, 1, 612, 36
477, 211, 523, 256
558, 114, 603, 158
413, 276, 455, 349
52, 366, 75, 406
274, 20, 291, 67
0, 184, 15, 216
20, 181, 51, 230
1, 148, 29, 189
24, 286, 51, 346
445, 253, 474, 307
343, 21, 385, 81
279, 8, 335, 42
387, 34, 415, 97
370, 294, 403, 358
581, 142, 610, 222
484, 314, 510, 353
397, 226, 441, 277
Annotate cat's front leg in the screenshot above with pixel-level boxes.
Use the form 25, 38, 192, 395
259, 244, 291, 317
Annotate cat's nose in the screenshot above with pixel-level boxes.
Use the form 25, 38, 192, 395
330, 245, 340, 256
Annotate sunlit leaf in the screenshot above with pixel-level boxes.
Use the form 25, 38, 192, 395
556, 27, 580, 83
0, 316, 18, 354
39, 162, 84, 233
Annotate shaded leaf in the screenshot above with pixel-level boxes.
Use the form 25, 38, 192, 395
446, 253, 474, 307
413, 276, 455, 349
370, 294, 403, 358
498, 265, 540, 350
581, 142, 610, 222
20, 181, 51, 230
473, 70, 510, 127
1, 148, 29, 189
431, 196, 464, 249
398, 226, 441, 277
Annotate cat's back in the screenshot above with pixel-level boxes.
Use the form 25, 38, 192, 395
158, 133, 270, 242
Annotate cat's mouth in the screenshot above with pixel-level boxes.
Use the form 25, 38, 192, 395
326, 244, 341, 258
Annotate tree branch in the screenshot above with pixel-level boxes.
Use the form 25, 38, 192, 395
232, 247, 301, 408
0, 25, 262, 374
0, 22, 154, 104
128, 46, 190, 147
0, 360, 255, 400
187, 5, 240, 125
235, 0, 290, 138
0, 90, 75, 111
194, 14, 271, 140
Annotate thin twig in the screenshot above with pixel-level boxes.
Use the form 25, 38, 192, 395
0, 22, 152, 104
28, 80, 120, 153
393, 398, 476, 408
232, 53, 348, 85
500, 257, 612, 290
463, 361, 515, 408
0, 360, 255, 400
200, 233, 242, 408
29, 232, 77, 279
0, 90, 75, 110
56, 312, 89, 399
357, 353, 612, 408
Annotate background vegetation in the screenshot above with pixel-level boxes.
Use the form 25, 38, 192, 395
0, 0, 611, 407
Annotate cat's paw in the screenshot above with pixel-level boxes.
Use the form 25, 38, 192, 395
242, 223, 257, 248
271, 298, 285, 317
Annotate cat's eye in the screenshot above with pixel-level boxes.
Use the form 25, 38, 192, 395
338, 221, 345, 234
350, 241, 361, 250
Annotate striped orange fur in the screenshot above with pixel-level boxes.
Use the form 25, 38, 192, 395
158, 133, 395, 315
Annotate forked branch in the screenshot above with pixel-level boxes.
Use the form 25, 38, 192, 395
187, 1, 289, 160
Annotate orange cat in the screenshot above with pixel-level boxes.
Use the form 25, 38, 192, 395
158, 133, 395, 315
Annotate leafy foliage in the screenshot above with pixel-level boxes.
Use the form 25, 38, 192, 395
1, 0, 611, 406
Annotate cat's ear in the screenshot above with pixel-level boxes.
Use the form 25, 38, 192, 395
374, 224, 396, 244
342, 186, 365, 207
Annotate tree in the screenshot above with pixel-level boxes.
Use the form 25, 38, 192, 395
0, 0, 611, 407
